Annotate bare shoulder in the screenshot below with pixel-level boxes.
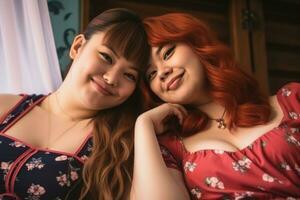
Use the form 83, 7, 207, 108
0, 94, 23, 118
269, 95, 280, 110
269, 94, 284, 122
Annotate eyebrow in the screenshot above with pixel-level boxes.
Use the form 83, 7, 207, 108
103, 44, 140, 72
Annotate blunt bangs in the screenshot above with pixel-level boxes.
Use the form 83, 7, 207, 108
103, 22, 150, 75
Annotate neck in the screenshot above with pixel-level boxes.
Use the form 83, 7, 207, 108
196, 101, 227, 129
45, 89, 98, 121
196, 101, 225, 120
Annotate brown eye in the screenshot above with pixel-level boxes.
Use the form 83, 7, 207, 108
147, 70, 157, 81
163, 45, 176, 60
99, 52, 113, 64
124, 73, 137, 82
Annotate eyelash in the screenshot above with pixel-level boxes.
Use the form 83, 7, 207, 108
99, 52, 137, 82
125, 73, 137, 82
147, 70, 157, 81
99, 52, 113, 64
163, 45, 176, 60
146, 45, 175, 81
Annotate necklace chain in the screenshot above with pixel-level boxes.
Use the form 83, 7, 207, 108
45, 94, 80, 149
209, 109, 227, 129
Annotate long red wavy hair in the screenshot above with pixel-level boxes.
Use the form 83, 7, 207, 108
143, 13, 271, 136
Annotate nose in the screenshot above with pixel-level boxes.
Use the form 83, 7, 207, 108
103, 69, 118, 87
159, 67, 173, 81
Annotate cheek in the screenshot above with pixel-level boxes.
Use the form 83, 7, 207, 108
119, 84, 136, 99
150, 82, 161, 96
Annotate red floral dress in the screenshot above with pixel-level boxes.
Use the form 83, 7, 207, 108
159, 82, 300, 199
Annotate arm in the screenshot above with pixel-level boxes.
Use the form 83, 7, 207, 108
131, 104, 190, 200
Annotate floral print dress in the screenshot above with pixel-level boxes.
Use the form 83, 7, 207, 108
159, 82, 300, 199
0, 94, 93, 200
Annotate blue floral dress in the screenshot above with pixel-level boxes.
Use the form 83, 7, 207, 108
0, 94, 93, 200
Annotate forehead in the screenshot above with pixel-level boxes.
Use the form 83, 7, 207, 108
88, 32, 136, 66
88, 30, 148, 73
87, 31, 106, 47
88, 32, 123, 55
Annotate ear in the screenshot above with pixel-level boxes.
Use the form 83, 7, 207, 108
69, 34, 86, 59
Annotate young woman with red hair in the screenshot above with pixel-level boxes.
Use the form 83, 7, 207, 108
131, 13, 300, 199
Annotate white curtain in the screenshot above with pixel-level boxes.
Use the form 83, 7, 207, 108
0, 0, 62, 94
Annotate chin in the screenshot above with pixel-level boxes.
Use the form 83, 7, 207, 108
164, 93, 191, 105
163, 98, 186, 105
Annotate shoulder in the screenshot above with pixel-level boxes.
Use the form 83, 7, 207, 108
276, 82, 300, 96
275, 82, 300, 119
0, 94, 24, 118
276, 82, 300, 102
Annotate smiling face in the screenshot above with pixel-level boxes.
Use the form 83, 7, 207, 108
146, 42, 210, 105
67, 32, 139, 110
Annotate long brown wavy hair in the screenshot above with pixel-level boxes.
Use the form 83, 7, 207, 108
143, 13, 271, 136
66, 8, 150, 200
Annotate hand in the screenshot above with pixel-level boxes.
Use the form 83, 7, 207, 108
139, 103, 187, 134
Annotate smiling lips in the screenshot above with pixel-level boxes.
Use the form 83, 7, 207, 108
166, 72, 184, 91
91, 77, 114, 95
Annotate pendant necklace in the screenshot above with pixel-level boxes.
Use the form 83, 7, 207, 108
210, 109, 227, 129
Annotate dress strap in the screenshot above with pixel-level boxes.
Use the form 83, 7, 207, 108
74, 134, 93, 162
0, 94, 45, 133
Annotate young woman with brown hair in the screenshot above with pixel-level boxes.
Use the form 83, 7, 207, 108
0, 8, 149, 200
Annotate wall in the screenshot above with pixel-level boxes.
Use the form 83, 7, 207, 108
48, 0, 81, 78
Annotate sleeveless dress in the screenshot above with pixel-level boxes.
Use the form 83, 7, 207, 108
0, 94, 93, 200
159, 82, 300, 199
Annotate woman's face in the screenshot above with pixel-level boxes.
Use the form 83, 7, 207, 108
67, 32, 139, 110
146, 42, 209, 105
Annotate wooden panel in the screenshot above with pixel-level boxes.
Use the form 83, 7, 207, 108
263, 0, 300, 25
268, 73, 300, 94
249, 0, 269, 94
265, 22, 300, 47
262, 0, 300, 94
80, 0, 90, 31
89, 0, 230, 43
230, 0, 269, 94
267, 49, 300, 72
230, 0, 252, 74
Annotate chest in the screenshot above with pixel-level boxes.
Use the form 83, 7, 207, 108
178, 126, 300, 199
1, 107, 91, 154
183, 103, 284, 152
184, 122, 280, 152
